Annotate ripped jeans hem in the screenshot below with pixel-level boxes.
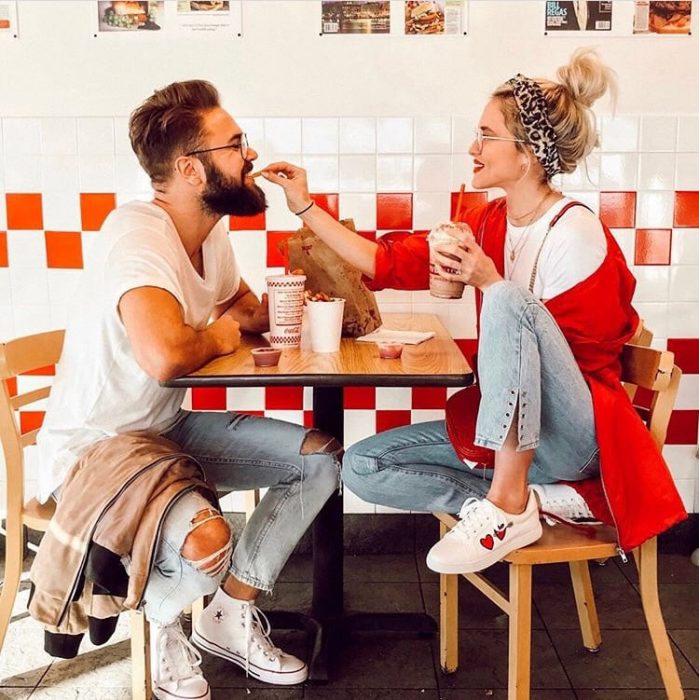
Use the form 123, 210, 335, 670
227, 564, 274, 593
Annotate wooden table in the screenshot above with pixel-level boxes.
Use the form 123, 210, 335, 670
164, 313, 473, 680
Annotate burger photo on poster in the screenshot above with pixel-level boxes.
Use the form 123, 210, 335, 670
406, 1, 444, 34
649, 1, 691, 33
100, 1, 161, 30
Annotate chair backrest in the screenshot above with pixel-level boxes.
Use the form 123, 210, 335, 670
620, 342, 681, 451
0, 330, 65, 518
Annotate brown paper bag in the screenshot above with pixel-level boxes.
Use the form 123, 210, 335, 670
280, 219, 382, 337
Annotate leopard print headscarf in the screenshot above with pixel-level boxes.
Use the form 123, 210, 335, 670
506, 73, 561, 180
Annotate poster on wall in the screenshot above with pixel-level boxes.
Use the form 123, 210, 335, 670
171, 1, 242, 36
321, 1, 391, 34
633, 1, 692, 34
0, 1, 19, 39
404, 1, 468, 35
96, 1, 165, 32
544, 1, 613, 32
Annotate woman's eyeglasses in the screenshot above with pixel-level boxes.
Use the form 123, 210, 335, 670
473, 127, 527, 155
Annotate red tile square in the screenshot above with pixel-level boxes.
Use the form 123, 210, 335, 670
22, 365, 55, 376
230, 211, 266, 231
6, 193, 43, 230
80, 193, 116, 232
45, 231, 83, 269
357, 231, 377, 243
665, 410, 698, 445
5, 377, 17, 397
303, 410, 314, 428
667, 339, 699, 374
454, 339, 478, 365
267, 231, 295, 268
20, 410, 44, 434
674, 192, 699, 227
345, 387, 376, 409
311, 194, 340, 218
412, 387, 447, 409
450, 192, 487, 222
266, 386, 304, 410
191, 387, 227, 411
376, 194, 413, 230
599, 192, 636, 229
376, 410, 412, 433
0, 232, 7, 267
634, 229, 671, 266
240, 410, 265, 417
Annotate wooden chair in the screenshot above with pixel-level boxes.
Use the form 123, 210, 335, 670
434, 340, 685, 700
0, 330, 152, 699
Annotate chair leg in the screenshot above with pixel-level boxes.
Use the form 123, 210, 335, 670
636, 538, 684, 700
569, 560, 602, 652
0, 520, 25, 651
508, 563, 532, 700
244, 489, 260, 523
130, 609, 152, 700
439, 523, 459, 673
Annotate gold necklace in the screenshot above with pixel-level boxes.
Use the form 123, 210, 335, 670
506, 191, 553, 263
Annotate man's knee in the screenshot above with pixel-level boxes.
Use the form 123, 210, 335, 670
180, 508, 232, 577
300, 429, 343, 458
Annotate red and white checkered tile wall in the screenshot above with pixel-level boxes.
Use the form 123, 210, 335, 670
1, 115, 697, 514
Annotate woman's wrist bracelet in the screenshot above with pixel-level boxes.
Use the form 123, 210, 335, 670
294, 201, 314, 216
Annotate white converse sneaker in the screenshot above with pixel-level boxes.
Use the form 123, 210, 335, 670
530, 483, 602, 526
191, 588, 308, 686
426, 490, 543, 574
151, 618, 210, 700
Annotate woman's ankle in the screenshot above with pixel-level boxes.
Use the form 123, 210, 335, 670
486, 489, 530, 515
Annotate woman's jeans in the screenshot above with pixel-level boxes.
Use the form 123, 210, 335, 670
343, 281, 600, 514
142, 411, 341, 624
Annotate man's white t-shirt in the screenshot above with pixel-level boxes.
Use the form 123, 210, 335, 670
504, 197, 607, 300
36, 201, 240, 503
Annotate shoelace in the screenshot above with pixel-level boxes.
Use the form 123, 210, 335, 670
242, 604, 283, 677
154, 620, 203, 687
452, 497, 505, 539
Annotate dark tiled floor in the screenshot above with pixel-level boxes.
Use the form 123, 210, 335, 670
1, 551, 698, 698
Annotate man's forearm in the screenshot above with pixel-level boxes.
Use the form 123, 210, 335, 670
223, 290, 267, 333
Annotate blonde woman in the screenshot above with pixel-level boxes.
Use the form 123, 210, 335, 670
263, 49, 686, 572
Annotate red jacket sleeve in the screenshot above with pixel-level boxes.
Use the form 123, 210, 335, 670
362, 201, 497, 292
363, 231, 429, 291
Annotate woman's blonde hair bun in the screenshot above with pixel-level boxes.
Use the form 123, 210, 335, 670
556, 47, 617, 109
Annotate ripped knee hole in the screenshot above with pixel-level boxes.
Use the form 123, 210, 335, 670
180, 508, 232, 577
300, 430, 343, 457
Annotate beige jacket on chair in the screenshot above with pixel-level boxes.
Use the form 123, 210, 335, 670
28, 433, 218, 658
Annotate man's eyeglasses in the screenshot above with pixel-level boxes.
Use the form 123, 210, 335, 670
186, 132, 249, 160
473, 127, 527, 155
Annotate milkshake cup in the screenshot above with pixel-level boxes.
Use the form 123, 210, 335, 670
427, 222, 470, 299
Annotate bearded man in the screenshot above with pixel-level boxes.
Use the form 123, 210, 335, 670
36, 80, 341, 699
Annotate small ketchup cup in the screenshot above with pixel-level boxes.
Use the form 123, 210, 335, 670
377, 343, 403, 359
251, 347, 282, 367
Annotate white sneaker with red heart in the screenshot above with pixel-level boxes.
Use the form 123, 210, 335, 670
426, 490, 543, 574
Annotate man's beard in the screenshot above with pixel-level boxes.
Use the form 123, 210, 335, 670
200, 159, 267, 217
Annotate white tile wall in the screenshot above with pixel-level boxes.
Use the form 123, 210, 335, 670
0, 112, 698, 517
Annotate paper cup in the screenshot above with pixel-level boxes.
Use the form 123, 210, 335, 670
306, 298, 345, 353
266, 274, 306, 349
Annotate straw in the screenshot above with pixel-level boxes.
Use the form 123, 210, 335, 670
453, 183, 466, 222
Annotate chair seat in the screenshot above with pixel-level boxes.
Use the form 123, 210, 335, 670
505, 523, 618, 565
23, 497, 56, 532
434, 512, 619, 566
